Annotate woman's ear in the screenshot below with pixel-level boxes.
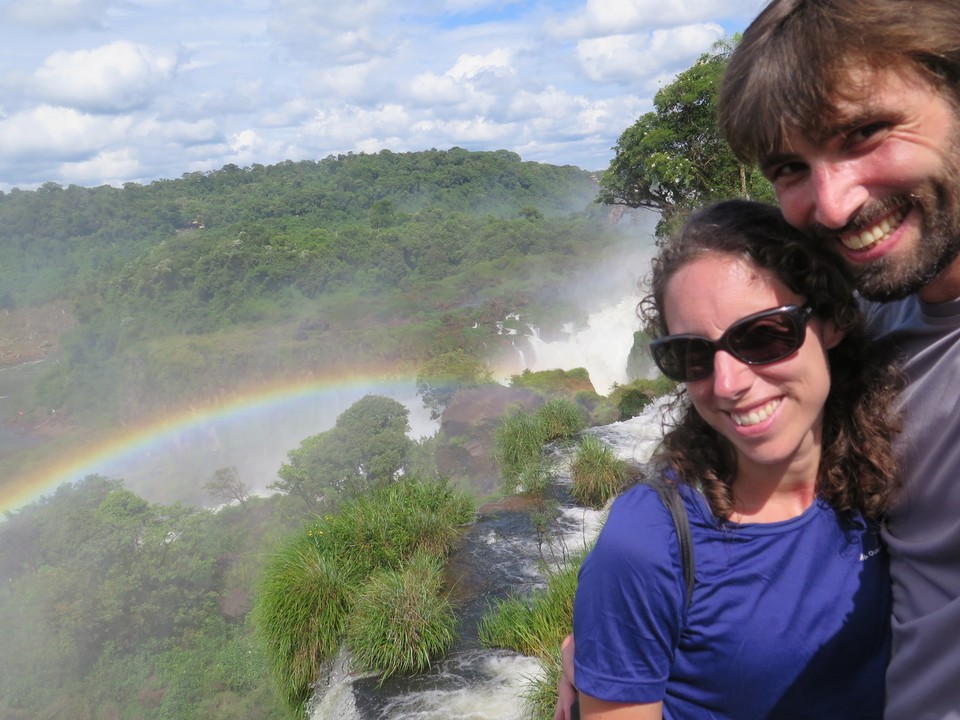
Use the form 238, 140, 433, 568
821, 320, 845, 350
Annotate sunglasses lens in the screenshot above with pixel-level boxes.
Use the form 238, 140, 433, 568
652, 337, 715, 382
728, 313, 802, 363
650, 307, 809, 382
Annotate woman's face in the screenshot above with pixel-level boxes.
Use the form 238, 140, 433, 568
662, 253, 843, 479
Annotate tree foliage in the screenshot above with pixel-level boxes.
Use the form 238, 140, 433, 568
416, 348, 495, 420
204, 466, 250, 507
597, 40, 774, 237
0, 475, 298, 719
0, 147, 631, 436
271, 394, 413, 507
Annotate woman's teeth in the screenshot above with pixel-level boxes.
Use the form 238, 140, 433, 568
731, 399, 781, 427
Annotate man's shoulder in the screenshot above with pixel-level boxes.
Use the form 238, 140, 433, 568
860, 295, 919, 337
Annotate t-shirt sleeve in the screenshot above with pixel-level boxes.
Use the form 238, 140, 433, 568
573, 483, 687, 703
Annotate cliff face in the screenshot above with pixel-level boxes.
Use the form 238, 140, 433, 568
0, 302, 76, 365
435, 385, 544, 496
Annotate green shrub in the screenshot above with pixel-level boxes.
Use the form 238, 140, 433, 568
570, 436, 628, 509
253, 477, 475, 711
478, 557, 579, 657
536, 397, 587, 442
495, 400, 589, 495
494, 410, 548, 487
346, 553, 457, 682
321, 477, 474, 573
509, 367, 594, 396
252, 539, 354, 711
609, 376, 676, 419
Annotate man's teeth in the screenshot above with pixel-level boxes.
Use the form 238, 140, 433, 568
842, 209, 905, 250
731, 399, 781, 427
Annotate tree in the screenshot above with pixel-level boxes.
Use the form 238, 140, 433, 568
416, 348, 495, 420
271, 395, 414, 506
597, 39, 773, 238
203, 466, 250, 508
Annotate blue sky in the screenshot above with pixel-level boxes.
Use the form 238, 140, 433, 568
0, 0, 765, 191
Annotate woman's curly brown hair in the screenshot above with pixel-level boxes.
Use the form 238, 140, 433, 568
640, 200, 902, 522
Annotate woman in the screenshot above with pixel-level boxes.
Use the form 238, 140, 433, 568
570, 200, 901, 719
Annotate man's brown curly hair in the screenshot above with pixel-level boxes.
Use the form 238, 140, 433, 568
640, 200, 902, 521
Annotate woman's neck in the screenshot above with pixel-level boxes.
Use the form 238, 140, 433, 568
730, 462, 819, 523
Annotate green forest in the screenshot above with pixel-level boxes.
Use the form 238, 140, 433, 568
0, 44, 762, 720
0, 146, 651, 720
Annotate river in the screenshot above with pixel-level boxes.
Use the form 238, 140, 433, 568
308, 398, 669, 720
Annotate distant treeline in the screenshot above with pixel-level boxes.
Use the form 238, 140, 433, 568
0, 148, 599, 308
0, 149, 632, 430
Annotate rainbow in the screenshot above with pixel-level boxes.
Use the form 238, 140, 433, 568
0, 372, 432, 515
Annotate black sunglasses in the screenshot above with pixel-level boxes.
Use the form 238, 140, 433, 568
650, 304, 814, 382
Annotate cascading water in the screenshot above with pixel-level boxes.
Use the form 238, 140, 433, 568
522, 294, 645, 395
307, 397, 672, 719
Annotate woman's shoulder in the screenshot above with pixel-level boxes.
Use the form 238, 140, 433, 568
594, 479, 704, 563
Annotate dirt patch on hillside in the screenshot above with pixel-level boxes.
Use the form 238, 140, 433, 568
0, 302, 76, 365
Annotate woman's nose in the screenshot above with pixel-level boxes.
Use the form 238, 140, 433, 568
711, 351, 754, 398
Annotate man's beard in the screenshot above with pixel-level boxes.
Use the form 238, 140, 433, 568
855, 168, 960, 302
844, 134, 960, 303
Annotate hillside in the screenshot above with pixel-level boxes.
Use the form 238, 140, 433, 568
0, 148, 652, 502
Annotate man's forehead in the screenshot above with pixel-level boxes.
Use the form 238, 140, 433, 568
766, 63, 925, 158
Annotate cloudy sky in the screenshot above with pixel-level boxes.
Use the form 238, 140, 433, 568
0, 0, 765, 191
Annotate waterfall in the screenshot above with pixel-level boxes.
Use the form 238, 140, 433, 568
517, 292, 648, 395
309, 397, 670, 719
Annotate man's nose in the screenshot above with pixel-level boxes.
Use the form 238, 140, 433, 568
809, 162, 870, 230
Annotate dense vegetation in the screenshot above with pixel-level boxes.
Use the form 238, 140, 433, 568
254, 477, 474, 713
0, 148, 631, 442
596, 40, 773, 237
0, 39, 761, 718
0, 475, 303, 719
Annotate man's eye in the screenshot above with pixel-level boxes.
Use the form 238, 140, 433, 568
849, 122, 890, 145
766, 161, 805, 182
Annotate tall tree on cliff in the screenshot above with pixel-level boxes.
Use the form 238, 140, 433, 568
597, 37, 773, 239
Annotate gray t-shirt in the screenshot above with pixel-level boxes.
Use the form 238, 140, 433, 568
865, 295, 960, 720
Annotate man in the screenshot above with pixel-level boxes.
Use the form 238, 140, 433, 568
559, 1, 960, 718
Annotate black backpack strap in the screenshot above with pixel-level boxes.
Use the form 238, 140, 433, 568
645, 475, 695, 610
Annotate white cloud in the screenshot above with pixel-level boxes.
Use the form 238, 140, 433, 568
507, 85, 584, 122
301, 104, 414, 146
301, 60, 395, 104
31, 41, 180, 113
136, 118, 223, 146
409, 72, 468, 106
0, 1, 757, 189
551, 0, 757, 39
442, 0, 521, 11
0, 105, 132, 161
259, 98, 315, 129
59, 148, 141, 186
448, 48, 514, 80
576, 24, 725, 85
268, 0, 400, 64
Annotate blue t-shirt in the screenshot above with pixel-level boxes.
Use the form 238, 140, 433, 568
573, 482, 890, 719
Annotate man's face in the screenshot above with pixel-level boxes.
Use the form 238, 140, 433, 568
761, 65, 960, 303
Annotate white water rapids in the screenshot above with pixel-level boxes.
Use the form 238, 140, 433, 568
307, 395, 672, 720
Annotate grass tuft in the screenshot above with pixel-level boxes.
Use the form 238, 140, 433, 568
346, 552, 458, 683
478, 555, 584, 720
570, 435, 627, 509
253, 476, 474, 711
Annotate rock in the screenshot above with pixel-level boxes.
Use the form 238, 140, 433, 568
435, 384, 544, 495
